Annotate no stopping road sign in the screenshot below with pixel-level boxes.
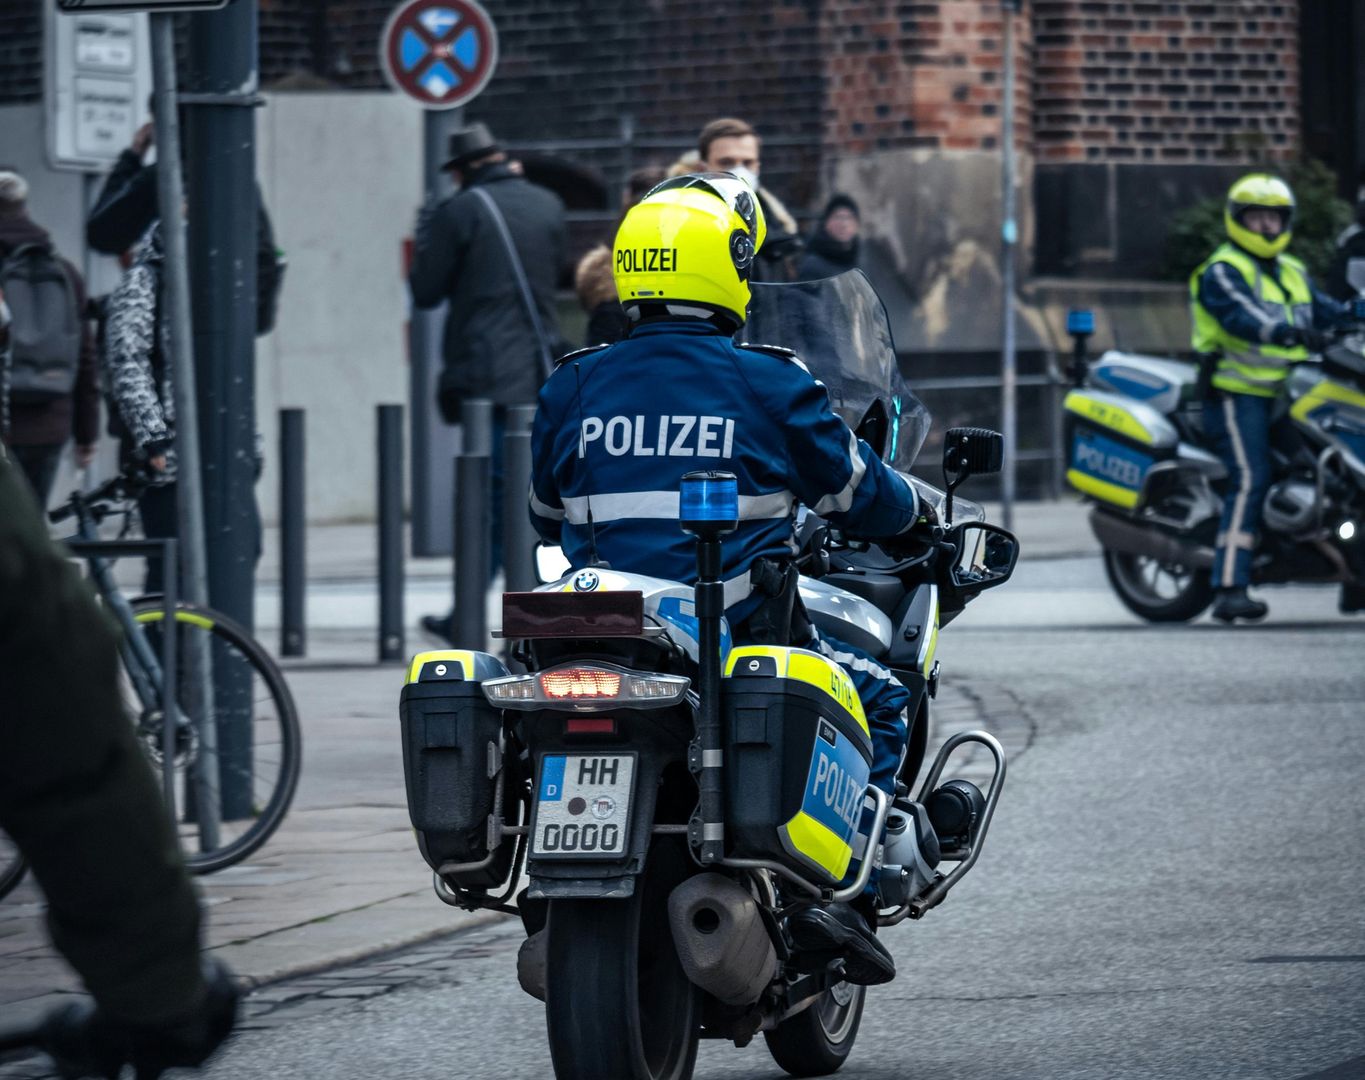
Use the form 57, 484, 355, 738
379, 0, 498, 110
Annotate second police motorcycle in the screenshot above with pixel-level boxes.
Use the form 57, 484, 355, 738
1063, 259, 1365, 621
398, 271, 1018, 1080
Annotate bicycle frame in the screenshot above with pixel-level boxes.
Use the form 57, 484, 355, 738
63, 494, 182, 821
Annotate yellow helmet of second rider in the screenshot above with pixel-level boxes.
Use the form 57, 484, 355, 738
613, 172, 767, 332
1224, 173, 1295, 260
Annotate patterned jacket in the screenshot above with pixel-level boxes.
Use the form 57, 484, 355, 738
104, 225, 175, 480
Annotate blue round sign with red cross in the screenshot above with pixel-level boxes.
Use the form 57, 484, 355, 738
380, 0, 498, 110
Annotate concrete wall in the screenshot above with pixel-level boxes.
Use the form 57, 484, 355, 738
1, 93, 426, 524
255, 91, 422, 525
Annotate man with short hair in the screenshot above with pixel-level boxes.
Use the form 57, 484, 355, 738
0, 168, 99, 507
697, 117, 802, 281
410, 122, 568, 643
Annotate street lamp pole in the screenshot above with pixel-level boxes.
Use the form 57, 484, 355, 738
1000, 0, 1022, 529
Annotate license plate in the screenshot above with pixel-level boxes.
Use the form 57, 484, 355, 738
531, 753, 636, 858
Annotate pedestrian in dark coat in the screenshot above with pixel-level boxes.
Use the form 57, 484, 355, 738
797, 194, 862, 280
409, 123, 568, 417
408, 123, 568, 643
0, 172, 100, 507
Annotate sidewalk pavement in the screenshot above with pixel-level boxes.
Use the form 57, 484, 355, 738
1, 500, 1095, 1026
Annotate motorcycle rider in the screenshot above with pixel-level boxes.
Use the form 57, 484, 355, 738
529, 174, 921, 985
1190, 173, 1354, 622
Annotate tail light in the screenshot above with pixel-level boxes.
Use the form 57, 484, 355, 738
482, 662, 690, 712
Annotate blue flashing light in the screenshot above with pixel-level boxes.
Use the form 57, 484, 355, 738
1067, 309, 1095, 336
680, 471, 739, 534
1352, 299, 1365, 322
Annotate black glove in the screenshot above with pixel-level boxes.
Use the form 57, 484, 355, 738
1298, 327, 1329, 354
40, 958, 239, 1079
1272, 323, 1328, 353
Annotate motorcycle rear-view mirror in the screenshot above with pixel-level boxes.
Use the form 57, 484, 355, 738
946, 522, 1019, 596
1347, 257, 1365, 296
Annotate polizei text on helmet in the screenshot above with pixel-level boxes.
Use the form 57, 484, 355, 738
616, 248, 679, 273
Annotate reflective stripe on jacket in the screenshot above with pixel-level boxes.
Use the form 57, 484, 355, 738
1189, 242, 1312, 397
529, 322, 919, 615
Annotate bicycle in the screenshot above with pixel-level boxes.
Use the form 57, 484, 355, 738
0, 469, 301, 890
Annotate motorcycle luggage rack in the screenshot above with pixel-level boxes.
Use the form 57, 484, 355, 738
881, 729, 1007, 925
716, 787, 892, 904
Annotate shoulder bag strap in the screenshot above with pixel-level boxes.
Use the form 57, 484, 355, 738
470, 185, 554, 380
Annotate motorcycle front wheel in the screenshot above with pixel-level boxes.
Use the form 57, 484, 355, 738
765, 982, 866, 1077
545, 837, 699, 1080
1103, 548, 1213, 622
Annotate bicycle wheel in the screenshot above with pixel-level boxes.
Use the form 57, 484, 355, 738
128, 601, 302, 874
0, 830, 27, 901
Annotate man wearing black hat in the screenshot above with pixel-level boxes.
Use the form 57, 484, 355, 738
409, 122, 567, 642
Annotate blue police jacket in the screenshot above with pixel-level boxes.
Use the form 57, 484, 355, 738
1197, 254, 1349, 346
529, 321, 920, 615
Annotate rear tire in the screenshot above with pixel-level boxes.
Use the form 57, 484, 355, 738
545, 838, 699, 1080
764, 983, 866, 1077
1103, 548, 1213, 623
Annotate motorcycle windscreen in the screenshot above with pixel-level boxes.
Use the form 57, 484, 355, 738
747, 269, 931, 471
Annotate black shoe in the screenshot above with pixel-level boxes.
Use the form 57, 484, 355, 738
787, 901, 895, 986
1211, 588, 1268, 623
1341, 584, 1365, 615
420, 613, 454, 644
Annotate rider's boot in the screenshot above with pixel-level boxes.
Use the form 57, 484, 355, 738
1340, 583, 1365, 614
1211, 588, 1269, 623
787, 895, 895, 986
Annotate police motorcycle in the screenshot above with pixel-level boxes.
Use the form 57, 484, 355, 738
1062, 262, 1365, 622
398, 272, 1018, 1080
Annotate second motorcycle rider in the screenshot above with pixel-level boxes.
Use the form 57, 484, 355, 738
528, 173, 919, 984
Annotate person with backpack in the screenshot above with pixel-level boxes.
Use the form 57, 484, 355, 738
0, 169, 99, 507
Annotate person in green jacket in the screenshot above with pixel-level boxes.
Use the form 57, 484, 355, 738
1189, 173, 1353, 622
0, 444, 237, 1077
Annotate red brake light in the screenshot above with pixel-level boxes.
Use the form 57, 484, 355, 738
540, 668, 622, 699
565, 717, 617, 734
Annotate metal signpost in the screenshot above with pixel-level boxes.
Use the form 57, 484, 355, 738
999, 0, 1023, 530
379, 0, 499, 556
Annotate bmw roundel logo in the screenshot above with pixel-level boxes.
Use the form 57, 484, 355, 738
573, 569, 600, 592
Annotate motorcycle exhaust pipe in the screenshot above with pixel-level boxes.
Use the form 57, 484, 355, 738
1089, 509, 1214, 570
668, 873, 778, 1006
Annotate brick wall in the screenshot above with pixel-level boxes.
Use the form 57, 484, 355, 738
1032, 0, 1299, 164
821, 0, 1031, 154
0, 0, 42, 104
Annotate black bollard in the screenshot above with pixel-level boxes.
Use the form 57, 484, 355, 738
454, 399, 494, 650
378, 404, 405, 662
502, 404, 538, 594
279, 408, 306, 657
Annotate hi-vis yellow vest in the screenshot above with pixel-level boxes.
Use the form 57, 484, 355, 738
1189, 242, 1313, 397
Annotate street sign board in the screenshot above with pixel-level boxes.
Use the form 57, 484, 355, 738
46, 7, 154, 171
57, 0, 229, 12
379, 0, 498, 110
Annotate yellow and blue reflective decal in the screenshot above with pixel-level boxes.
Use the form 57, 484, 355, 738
777, 720, 870, 882
724, 646, 868, 735
1063, 390, 1157, 446
917, 585, 940, 673
1067, 426, 1152, 507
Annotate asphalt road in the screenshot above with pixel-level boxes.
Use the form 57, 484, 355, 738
17, 556, 1365, 1080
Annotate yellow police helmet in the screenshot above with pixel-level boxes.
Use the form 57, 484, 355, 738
614, 172, 767, 331
1225, 173, 1295, 259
